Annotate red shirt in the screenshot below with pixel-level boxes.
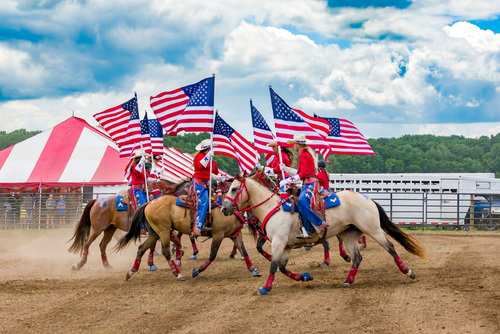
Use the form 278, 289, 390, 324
193, 152, 219, 181
130, 163, 151, 186
269, 150, 291, 176
317, 169, 330, 189
297, 149, 316, 180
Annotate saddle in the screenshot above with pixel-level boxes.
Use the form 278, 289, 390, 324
285, 185, 326, 219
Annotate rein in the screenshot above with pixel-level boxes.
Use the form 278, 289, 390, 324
225, 178, 279, 213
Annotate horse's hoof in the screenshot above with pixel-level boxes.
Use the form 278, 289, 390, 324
104, 265, 113, 270
190, 254, 197, 260
407, 269, 416, 279
343, 281, 352, 287
320, 262, 329, 268
181, 250, 185, 256
71, 265, 78, 271
301, 272, 313, 282
177, 274, 186, 281
229, 254, 235, 259
359, 244, 366, 250
343, 255, 351, 263
174, 260, 181, 267
257, 286, 268, 295
154, 250, 159, 255
192, 268, 200, 278
150, 264, 158, 271
240, 257, 244, 261
252, 268, 262, 277
304, 246, 312, 251
126, 271, 134, 281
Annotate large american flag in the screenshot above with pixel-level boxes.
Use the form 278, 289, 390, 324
213, 112, 259, 173
140, 113, 152, 155
150, 76, 215, 136
315, 115, 375, 155
270, 88, 331, 159
148, 118, 164, 157
119, 96, 141, 157
250, 100, 275, 165
93, 95, 136, 152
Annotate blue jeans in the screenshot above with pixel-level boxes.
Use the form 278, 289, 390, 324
133, 188, 148, 230
194, 182, 209, 231
298, 180, 323, 232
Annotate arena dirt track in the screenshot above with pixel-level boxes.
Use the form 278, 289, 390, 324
0, 229, 499, 334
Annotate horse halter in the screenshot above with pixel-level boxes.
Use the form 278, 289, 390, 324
224, 177, 279, 213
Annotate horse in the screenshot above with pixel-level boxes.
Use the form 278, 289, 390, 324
67, 179, 188, 271
220, 172, 428, 295
115, 183, 262, 281
249, 167, 359, 267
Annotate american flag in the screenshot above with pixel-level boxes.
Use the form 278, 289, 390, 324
314, 115, 375, 155
150, 76, 215, 136
250, 100, 275, 165
270, 88, 331, 159
140, 113, 152, 155
148, 118, 164, 156
119, 96, 141, 157
213, 112, 259, 173
93, 95, 136, 151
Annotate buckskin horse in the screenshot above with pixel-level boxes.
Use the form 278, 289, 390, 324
221, 172, 427, 295
68, 179, 187, 271
115, 182, 262, 281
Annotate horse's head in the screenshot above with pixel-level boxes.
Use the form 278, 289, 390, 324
248, 166, 278, 190
221, 171, 249, 216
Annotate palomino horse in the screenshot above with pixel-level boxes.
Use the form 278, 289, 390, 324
68, 179, 187, 271
115, 187, 262, 281
249, 167, 354, 266
221, 172, 427, 295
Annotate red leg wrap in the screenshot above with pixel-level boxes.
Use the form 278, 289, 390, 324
168, 260, 180, 275
148, 251, 154, 265
264, 274, 275, 289
338, 242, 347, 258
262, 251, 272, 261
101, 253, 109, 265
200, 259, 212, 271
82, 251, 89, 262
232, 245, 238, 255
192, 243, 199, 254
346, 266, 358, 283
244, 256, 253, 269
175, 246, 182, 260
132, 258, 141, 271
395, 256, 408, 274
361, 235, 366, 245
324, 252, 330, 265
286, 270, 302, 281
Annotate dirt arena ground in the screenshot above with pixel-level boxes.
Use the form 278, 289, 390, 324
0, 228, 499, 334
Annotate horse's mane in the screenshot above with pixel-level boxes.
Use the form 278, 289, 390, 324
235, 171, 275, 195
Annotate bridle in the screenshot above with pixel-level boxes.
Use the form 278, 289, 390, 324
224, 177, 279, 213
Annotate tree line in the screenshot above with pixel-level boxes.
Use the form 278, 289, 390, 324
2, 129, 499, 178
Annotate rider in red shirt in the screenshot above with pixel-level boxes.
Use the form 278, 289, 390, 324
317, 161, 330, 190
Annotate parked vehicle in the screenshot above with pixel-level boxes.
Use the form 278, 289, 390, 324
464, 195, 500, 230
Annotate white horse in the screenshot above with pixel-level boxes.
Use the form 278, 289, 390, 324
221, 172, 428, 295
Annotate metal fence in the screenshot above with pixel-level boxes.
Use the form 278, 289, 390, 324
0, 191, 498, 230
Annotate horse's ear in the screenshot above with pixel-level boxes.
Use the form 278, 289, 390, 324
243, 170, 247, 178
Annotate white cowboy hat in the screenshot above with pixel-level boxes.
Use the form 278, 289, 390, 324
195, 139, 217, 151
286, 134, 311, 145
266, 139, 278, 147
133, 150, 144, 158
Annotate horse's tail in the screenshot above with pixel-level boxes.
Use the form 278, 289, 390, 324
374, 200, 428, 260
67, 199, 96, 254
115, 202, 148, 252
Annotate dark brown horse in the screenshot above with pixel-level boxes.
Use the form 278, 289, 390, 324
115, 183, 261, 281
67, 179, 189, 271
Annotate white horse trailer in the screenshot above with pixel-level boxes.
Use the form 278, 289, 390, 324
329, 173, 500, 229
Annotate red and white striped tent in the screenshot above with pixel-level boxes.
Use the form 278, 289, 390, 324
0, 117, 214, 192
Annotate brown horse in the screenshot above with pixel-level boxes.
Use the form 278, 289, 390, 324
68, 179, 188, 271
115, 184, 262, 281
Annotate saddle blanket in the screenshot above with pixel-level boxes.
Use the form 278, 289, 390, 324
281, 191, 340, 212
176, 196, 222, 209
115, 195, 128, 211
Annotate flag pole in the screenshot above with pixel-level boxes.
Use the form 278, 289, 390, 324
269, 85, 286, 181
208, 74, 216, 215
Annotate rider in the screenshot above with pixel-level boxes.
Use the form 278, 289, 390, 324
317, 160, 330, 191
263, 139, 295, 192
191, 139, 226, 238
130, 151, 152, 235
148, 155, 163, 200
279, 134, 328, 239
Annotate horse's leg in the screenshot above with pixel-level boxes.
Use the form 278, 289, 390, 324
358, 235, 367, 249
339, 229, 364, 287
158, 231, 185, 281
256, 236, 272, 261
277, 248, 313, 282
99, 225, 117, 269
229, 244, 238, 259
230, 234, 261, 277
192, 236, 223, 278
168, 233, 183, 267
189, 235, 199, 260
320, 240, 331, 268
126, 233, 160, 280
337, 235, 352, 263
72, 227, 101, 270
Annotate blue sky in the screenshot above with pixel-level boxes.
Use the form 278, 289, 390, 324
1, 0, 500, 140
